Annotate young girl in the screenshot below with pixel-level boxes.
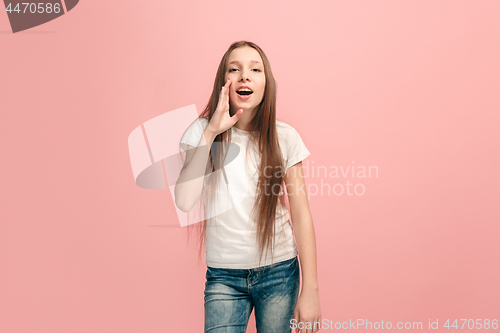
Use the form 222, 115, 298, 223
175, 41, 321, 333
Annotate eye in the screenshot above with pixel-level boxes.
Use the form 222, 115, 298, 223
228, 68, 262, 73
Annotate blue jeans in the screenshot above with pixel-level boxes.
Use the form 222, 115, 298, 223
204, 256, 300, 333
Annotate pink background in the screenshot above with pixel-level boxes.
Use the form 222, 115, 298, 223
1, 0, 499, 332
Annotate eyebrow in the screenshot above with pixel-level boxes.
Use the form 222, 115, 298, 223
228, 60, 262, 65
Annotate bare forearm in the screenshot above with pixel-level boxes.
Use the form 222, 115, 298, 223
174, 129, 216, 212
294, 215, 319, 291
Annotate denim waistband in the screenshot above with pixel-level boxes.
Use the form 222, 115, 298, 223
206, 256, 298, 275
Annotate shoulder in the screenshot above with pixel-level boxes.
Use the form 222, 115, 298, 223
179, 116, 210, 150
276, 119, 309, 150
194, 116, 209, 128
276, 119, 300, 139
185, 116, 209, 133
276, 119, 311, 170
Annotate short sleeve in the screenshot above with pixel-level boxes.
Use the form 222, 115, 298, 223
179, 117, 208, 152
286, 127, 311, 171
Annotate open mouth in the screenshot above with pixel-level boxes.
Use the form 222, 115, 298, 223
236, 88, 253, 96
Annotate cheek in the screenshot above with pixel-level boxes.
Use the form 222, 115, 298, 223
258, 86, 266, 96
259, 81, 266, 94
228, 90, 237, 103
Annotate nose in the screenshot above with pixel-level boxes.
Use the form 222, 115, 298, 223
239, 70, 250, 82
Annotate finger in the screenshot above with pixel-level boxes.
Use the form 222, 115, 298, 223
227, 78, 233, 96
314, 318, 321, 333
225, 79, 231, 107
294, 308, 302, 333
225, 82, 230, 108
294, 313, 302, 333
231, 109, 243, 121
218, 82, 226, 107
223, 78, 229, 96
224, 79, 230, 99
220, 79, 228, 108
313, 318, 320, 333
308, 321, 314, 333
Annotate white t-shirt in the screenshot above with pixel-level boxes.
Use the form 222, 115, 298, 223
179, 117, 310, 269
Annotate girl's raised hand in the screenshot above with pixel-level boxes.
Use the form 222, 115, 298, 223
206, 78, 244, 136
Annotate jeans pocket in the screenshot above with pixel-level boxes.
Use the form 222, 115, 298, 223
206, 266, 216, 280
